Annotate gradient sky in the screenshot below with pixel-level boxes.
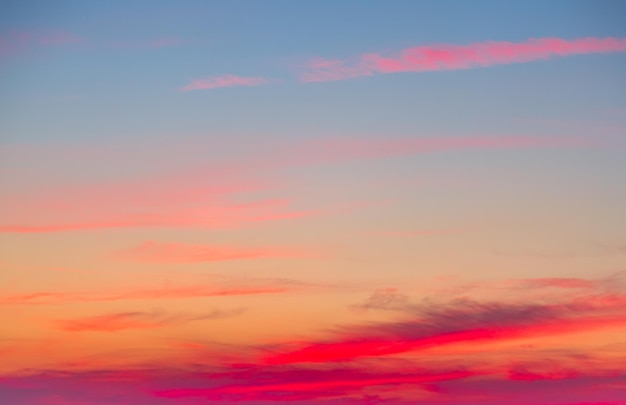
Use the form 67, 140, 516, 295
1, 1, 626, 404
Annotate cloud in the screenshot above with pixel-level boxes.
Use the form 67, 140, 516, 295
55, 309, 244, 332
292, 135, 600, 165
2, 364, 625, 405
179, 74, 270, 91
363, 228, 469, 237
3, 275, 626, 404
0, 283, 290, 305
0, 134, 602, 234
153, 367, 478, 402
298, 37, 626, 82
115, 241, 318, 263
263, 295, 626, 365
0, 198, 317, 233
513, 277, 600, 290
351, 288, 412, 312
0, 29, 83, 57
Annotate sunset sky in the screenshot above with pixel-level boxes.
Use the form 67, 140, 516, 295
1, 1, 626, 404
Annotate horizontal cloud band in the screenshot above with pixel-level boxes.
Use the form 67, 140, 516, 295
300, 36, 626, 82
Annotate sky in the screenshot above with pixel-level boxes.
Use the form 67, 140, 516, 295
1, 1, 626, 404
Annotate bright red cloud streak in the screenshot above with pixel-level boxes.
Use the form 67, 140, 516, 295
299, 36, 626, 82
263, 315, 626, 365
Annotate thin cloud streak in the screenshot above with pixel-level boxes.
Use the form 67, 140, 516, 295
0, 29, 83, 57
0, 134, 602, 233
179, 74, 270, 91
0, 198, 317, 233
299, 36, 626, 82
0, 285, 290, 305
116, 241, 319, 263
55, 309, 244, 332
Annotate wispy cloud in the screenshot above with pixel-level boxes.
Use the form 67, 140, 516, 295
179, 74, 270, 91
0, 134, 602, 233
0, 284, 290, 305
0, 198, 316, 233
116, 241, 319, 263
363, 228, 469, 237
299, 36, 626, 82
55, 309, 244, 332
293, 134, 600, 164
0, 29, 83, 57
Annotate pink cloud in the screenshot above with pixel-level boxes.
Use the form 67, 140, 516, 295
0, 134, 601, 234
0, 29, 83, 57
116, 241, 318, 264
154, 368, 478, 401
293, 134, 600, 164
179, 74, 270, 91
0, 157, 310, 233
299, 36, 626, 82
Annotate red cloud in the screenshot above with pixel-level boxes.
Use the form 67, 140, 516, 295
299, 37, 626, 82
179, 74, 270, 91
154, 368, 478, 401
263, 295, 626, 365
116, 241, 317, 263
272, 315, 626, 364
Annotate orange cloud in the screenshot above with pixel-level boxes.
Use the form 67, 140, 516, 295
0, 198, 317, 233
55, 309, 244, 332
0, 284, 290, 305
299, 36, 626, 82
116, 241, 318, 263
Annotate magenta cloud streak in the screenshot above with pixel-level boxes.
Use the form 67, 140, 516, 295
179, 74, 270, 91
299, 36, 626, 82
